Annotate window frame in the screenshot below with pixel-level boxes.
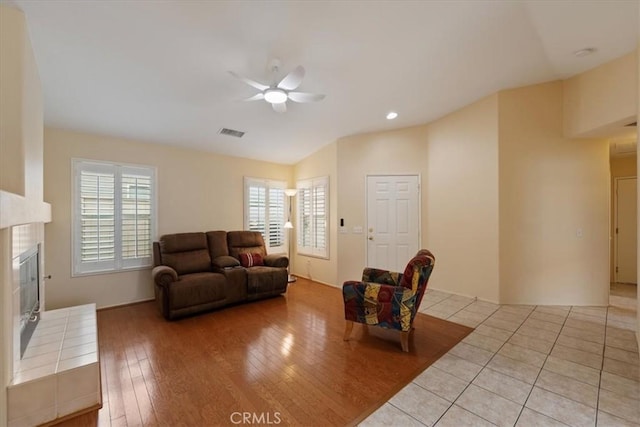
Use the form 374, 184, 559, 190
72, 158, 157, 276
296, 176, 329, 259
243, 177, 287, 253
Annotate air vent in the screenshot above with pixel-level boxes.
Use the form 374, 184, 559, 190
218, 128, 245, 138
625, 121, 637, 127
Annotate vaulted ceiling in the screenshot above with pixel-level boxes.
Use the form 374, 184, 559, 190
8, 0, 639, 164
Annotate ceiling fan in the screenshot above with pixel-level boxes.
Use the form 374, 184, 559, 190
230, 60, 325, 113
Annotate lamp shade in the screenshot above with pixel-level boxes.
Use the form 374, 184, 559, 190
284, 221, 293, 229
284, 188, 297, 197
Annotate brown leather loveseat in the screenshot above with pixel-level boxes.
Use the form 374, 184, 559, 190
152, 230, 289, 320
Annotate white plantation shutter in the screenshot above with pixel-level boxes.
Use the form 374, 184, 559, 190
244, 178, 286, 252
268, 188, 285, 248
79, 167, 115, 265
298, 187, 312, 248
73, 160, 156, 275
247, 185, 266, 234
120, 168, 153, 266
297, 176, 329, 258
313, 184, 326, 252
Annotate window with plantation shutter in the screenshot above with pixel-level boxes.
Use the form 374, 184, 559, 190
73, 159, 156, 276
297, 176, 329, 259
244, 177, 286, 253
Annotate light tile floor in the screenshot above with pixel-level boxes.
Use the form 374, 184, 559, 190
360, 288, 639, 427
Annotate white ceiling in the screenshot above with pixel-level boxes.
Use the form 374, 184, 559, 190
7, 0, 639, 164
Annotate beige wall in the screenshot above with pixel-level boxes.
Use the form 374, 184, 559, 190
611, 155, 638, 178
331, 85, 610, 307
293, 142, 338, 286
332, 95, 501, 304
499, 82, 610, 305
610, 155, 637, 282
335, 125, 428, 287
44, 128, 292, 310
563, 51, 637, 138
0, 3, 50, 229
424, 95, 501, 302
0, 5, 25, 196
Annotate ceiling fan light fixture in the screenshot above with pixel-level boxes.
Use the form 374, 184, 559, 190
264, 89, 288, 104
230, 63, 324, 112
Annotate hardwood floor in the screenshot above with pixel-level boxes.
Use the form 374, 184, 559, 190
55, 279, 472, 426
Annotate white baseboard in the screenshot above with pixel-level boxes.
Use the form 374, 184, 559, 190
97, 297, 155, 311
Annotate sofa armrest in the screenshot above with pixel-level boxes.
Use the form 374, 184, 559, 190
212, 255, 240, 269
152, 265, 178, 288
361, 268, 402, 286
264, 253, 289, 268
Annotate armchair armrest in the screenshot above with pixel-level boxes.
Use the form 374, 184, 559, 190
152, 265, 178, 288
264, 253, 289, 268
361, 268, 402, 286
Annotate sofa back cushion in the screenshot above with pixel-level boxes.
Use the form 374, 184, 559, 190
206, 231, 229, 259
227, 231, 267, 259
159, 232, 211, 275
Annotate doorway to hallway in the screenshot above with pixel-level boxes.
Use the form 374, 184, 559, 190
609, 152, 637, 325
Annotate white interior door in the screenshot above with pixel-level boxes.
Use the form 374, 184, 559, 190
615, 177, 637, 284
366, 175, 420, 272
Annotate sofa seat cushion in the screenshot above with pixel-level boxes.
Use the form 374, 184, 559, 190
246, 267, 288, 299
170, 272, 226, 309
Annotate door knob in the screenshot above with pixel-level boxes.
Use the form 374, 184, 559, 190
368, 236, 373, 240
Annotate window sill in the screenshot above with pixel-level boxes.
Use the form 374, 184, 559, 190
71, 265, 152, 278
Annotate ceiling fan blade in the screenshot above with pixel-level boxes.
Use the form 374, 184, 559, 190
288, 92, 325, 103
229, 71, 269, 91
244, 93, 265, 102
272, 102, 287, 113
277, 65, 305, 91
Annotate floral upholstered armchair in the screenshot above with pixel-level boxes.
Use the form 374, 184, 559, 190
342, 250, 435, 352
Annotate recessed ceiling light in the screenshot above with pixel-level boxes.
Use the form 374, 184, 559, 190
386, 112, 398, 120
573, 47, 597, 57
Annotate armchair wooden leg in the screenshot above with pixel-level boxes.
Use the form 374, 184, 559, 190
400, 331, 410, 352
343, 320, 354, 341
